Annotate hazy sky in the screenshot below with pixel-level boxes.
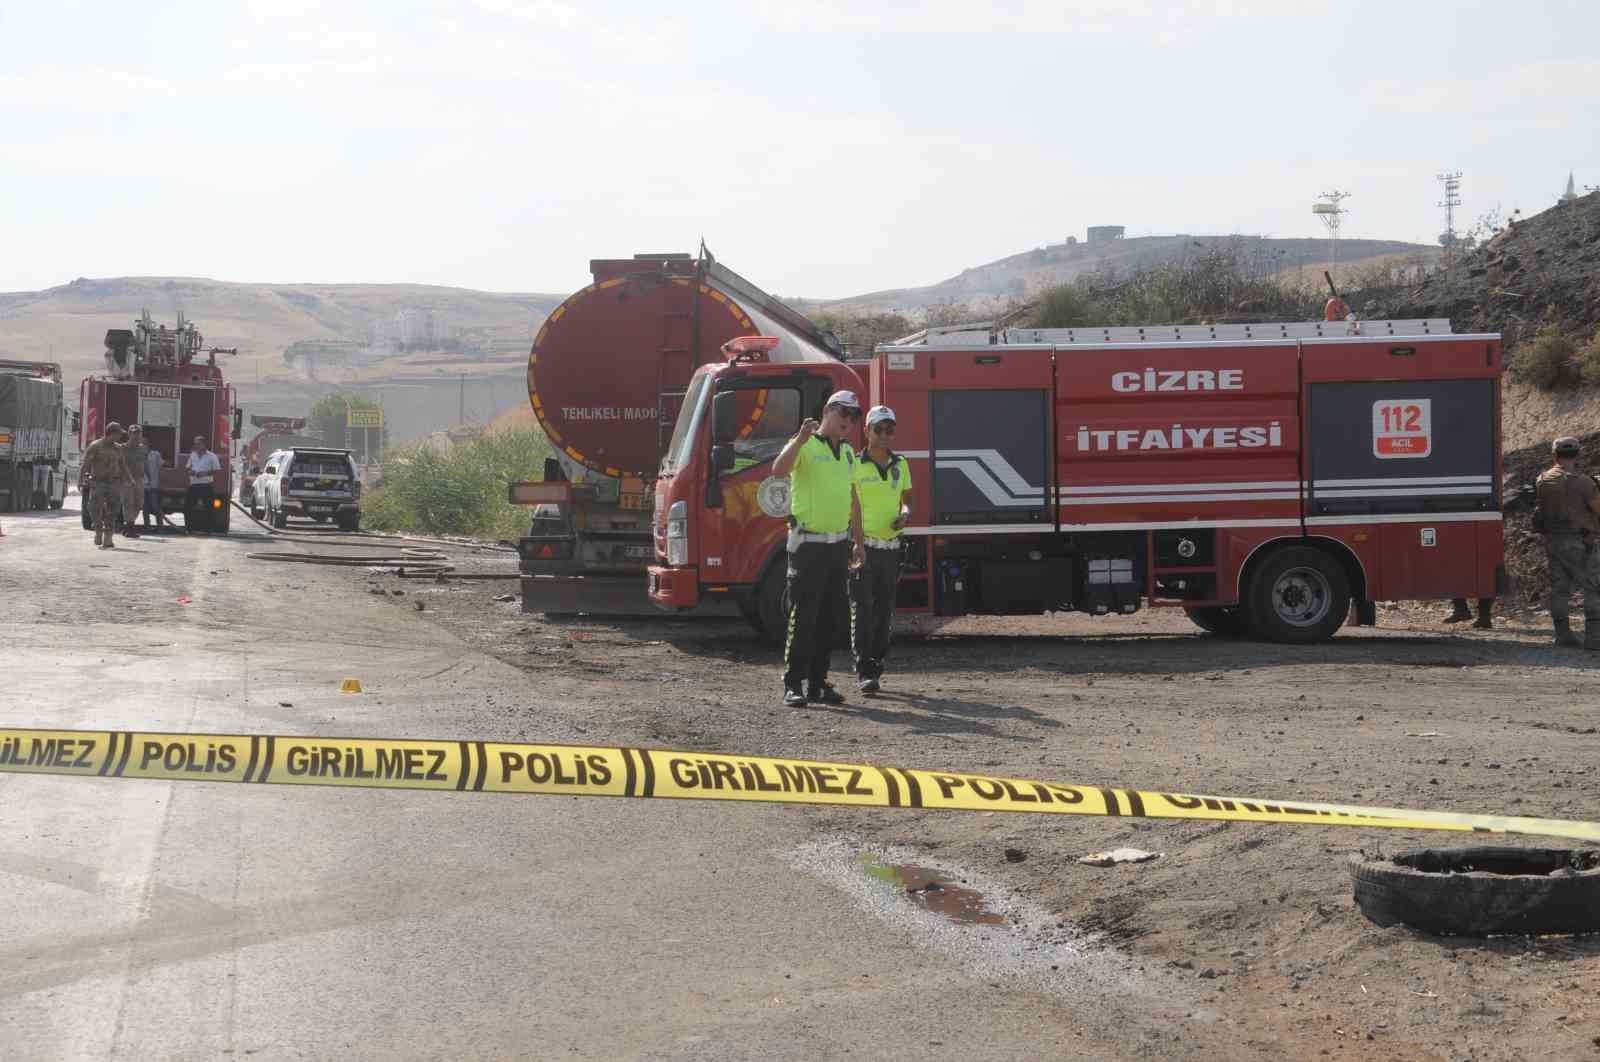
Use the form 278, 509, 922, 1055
2, 0, 1595, 299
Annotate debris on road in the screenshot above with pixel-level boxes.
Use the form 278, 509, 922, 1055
1077, 848, 1161, 868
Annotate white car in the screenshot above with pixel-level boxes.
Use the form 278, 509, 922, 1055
252, 447, 362, 531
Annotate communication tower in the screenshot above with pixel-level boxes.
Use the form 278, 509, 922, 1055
1311, 190, 1351, 264
1436, 171, 1463, 246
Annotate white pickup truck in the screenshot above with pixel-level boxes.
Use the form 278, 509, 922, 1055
252, 447, 362, 531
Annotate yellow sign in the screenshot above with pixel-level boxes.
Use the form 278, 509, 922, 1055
2, 727, 1598, 844
348, 409, 384, 429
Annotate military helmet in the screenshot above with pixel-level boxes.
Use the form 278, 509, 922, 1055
1553, 436, 1581, 456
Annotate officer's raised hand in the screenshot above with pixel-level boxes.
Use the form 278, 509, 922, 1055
797, 418, 821, 441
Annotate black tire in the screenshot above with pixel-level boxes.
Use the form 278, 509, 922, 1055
214, 502, 230, 534
1184, 605, 1248, 636
50, 497, 64, 510
271, 503, 287, 530
1245, 545, 1349, 644
1351, 847, 1600, 936
81, 495, 92, 529
753, 560, 788, 647
337, 513, 361, 533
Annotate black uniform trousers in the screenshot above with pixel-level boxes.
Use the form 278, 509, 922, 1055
784, 540, 851, 695
850, 545, 900, 680
185, 483, 214, 532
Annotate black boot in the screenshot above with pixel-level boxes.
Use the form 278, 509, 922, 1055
1554, 615, 1582, 648
1444, 600, 1472, 623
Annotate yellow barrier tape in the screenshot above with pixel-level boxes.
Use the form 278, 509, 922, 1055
2, 728, 1597, 844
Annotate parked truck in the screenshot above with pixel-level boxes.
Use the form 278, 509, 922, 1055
0, 359, 69, 513
647, 318, 1505, 643
511, 249, 846, 615
79, 311, 241, 532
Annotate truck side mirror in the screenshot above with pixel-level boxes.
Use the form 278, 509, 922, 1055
544, 456, 566, 482
711, 444, 735, 474
712, 390, 739, 445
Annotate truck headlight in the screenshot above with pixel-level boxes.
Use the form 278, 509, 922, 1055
666, 500, 688, 567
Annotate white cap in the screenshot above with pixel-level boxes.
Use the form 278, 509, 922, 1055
824, 390, 861, 411
865, 405, 896, 427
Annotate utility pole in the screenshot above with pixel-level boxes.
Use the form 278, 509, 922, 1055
459, 373, 465, 426
1437, 171, 1463, 249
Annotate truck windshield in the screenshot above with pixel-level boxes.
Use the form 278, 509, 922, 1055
661, 374, 709, 475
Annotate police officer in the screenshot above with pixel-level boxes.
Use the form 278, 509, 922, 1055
121, 425, 149, 539
1535, 436, 1600, 648
80, 421, 130, 549
850, 405, 913, 693
772, 390, 865, 707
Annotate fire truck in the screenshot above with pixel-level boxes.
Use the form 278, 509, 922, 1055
511, 249, 847, 615
79, 311, 241, 532
647, 318, 1505, 643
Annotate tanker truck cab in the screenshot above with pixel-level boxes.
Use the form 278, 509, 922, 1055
649, 337, 864, 637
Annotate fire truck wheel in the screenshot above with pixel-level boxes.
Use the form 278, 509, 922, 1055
753, 563, 787, 647
1183, 606, 1248, 636
1246, 546, 1349, 644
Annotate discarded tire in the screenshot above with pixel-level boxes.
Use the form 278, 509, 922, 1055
1351, 847, 1600, 936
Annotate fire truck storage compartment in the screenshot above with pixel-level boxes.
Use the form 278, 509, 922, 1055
181, 387, 214, 453
932, 541, 1072, 615
928, 387, 1052, 527
1305, 378, 1497, 516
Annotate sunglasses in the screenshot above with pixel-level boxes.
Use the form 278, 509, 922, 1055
870, 423, 896, 435
828, 406, 861, 420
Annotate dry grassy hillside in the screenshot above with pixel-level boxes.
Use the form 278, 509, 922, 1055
0, 276, 562, 390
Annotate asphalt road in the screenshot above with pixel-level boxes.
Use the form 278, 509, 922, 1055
0, 502, 1118, 1061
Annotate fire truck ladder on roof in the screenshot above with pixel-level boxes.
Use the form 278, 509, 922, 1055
1005, 319, 1455, 344
888, 319, 1456, 346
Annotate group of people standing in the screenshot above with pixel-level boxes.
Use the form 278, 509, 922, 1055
772, 390, 913, 707
78, 422, 221, 548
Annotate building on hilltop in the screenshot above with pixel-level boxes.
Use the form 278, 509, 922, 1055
1560, 172, 1579, 203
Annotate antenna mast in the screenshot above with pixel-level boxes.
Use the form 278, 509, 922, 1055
1312, 190, 1351, 266
1436, 171, 1463, 247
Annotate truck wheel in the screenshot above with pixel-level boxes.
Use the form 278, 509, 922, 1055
215, 503, 231, 534
271, 503, 287, 529
337, 513, 361, 533
50, 497, 64, 510
1184, 606, 1248, 636
754, 562, 788, 648
1245, 545, 1349, 644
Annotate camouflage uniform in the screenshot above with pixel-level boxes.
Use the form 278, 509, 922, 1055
81, 437, 130, 547
122, 441, 149, 531
1536, 451, 1600, 647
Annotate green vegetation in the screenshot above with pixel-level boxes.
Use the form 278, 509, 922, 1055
1509, 327, 1580, 391
308, 393, 389, 461
1032, 245, 1323, 328
364, 428, 555, 539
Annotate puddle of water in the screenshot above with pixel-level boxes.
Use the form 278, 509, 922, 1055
859, 855, 1004, 926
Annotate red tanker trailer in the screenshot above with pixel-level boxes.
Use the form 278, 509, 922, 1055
512, 248, 848, 615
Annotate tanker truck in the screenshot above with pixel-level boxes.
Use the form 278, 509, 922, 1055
512, 248, 849, 619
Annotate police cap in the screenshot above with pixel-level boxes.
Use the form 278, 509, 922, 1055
1553, 436, 1581, 456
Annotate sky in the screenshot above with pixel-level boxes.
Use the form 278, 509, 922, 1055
2, 0, 1596, 299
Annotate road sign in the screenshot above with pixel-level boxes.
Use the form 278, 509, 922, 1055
348, 408, 384, 429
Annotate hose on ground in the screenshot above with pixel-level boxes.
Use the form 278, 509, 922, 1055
245, 546, 453, 574
230, 498, 516, 553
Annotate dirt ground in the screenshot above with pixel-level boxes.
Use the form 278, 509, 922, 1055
366, 564, 1600, 1061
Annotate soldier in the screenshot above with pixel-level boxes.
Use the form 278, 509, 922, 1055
1444, 597, 1494, 629
849, 405, 913, 693
1535, 436, 1600, 648
772, 390, 865, 708
80, 421, 131, 549
121, 425, 149, 539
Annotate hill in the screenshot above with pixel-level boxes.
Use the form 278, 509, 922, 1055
817, 235, 1438, 315
0, 276, 564, 389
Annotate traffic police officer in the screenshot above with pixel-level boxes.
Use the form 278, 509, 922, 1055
772, 390, 865, 707
1535, 436, 1600, 648
850, 405, 913, 693
80, 421, 130, 549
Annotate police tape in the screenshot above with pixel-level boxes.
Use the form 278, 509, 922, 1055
2, 726, 1597, 844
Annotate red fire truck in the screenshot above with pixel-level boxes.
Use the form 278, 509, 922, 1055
648, 318, 1504, 643
79, 311, 241, 532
